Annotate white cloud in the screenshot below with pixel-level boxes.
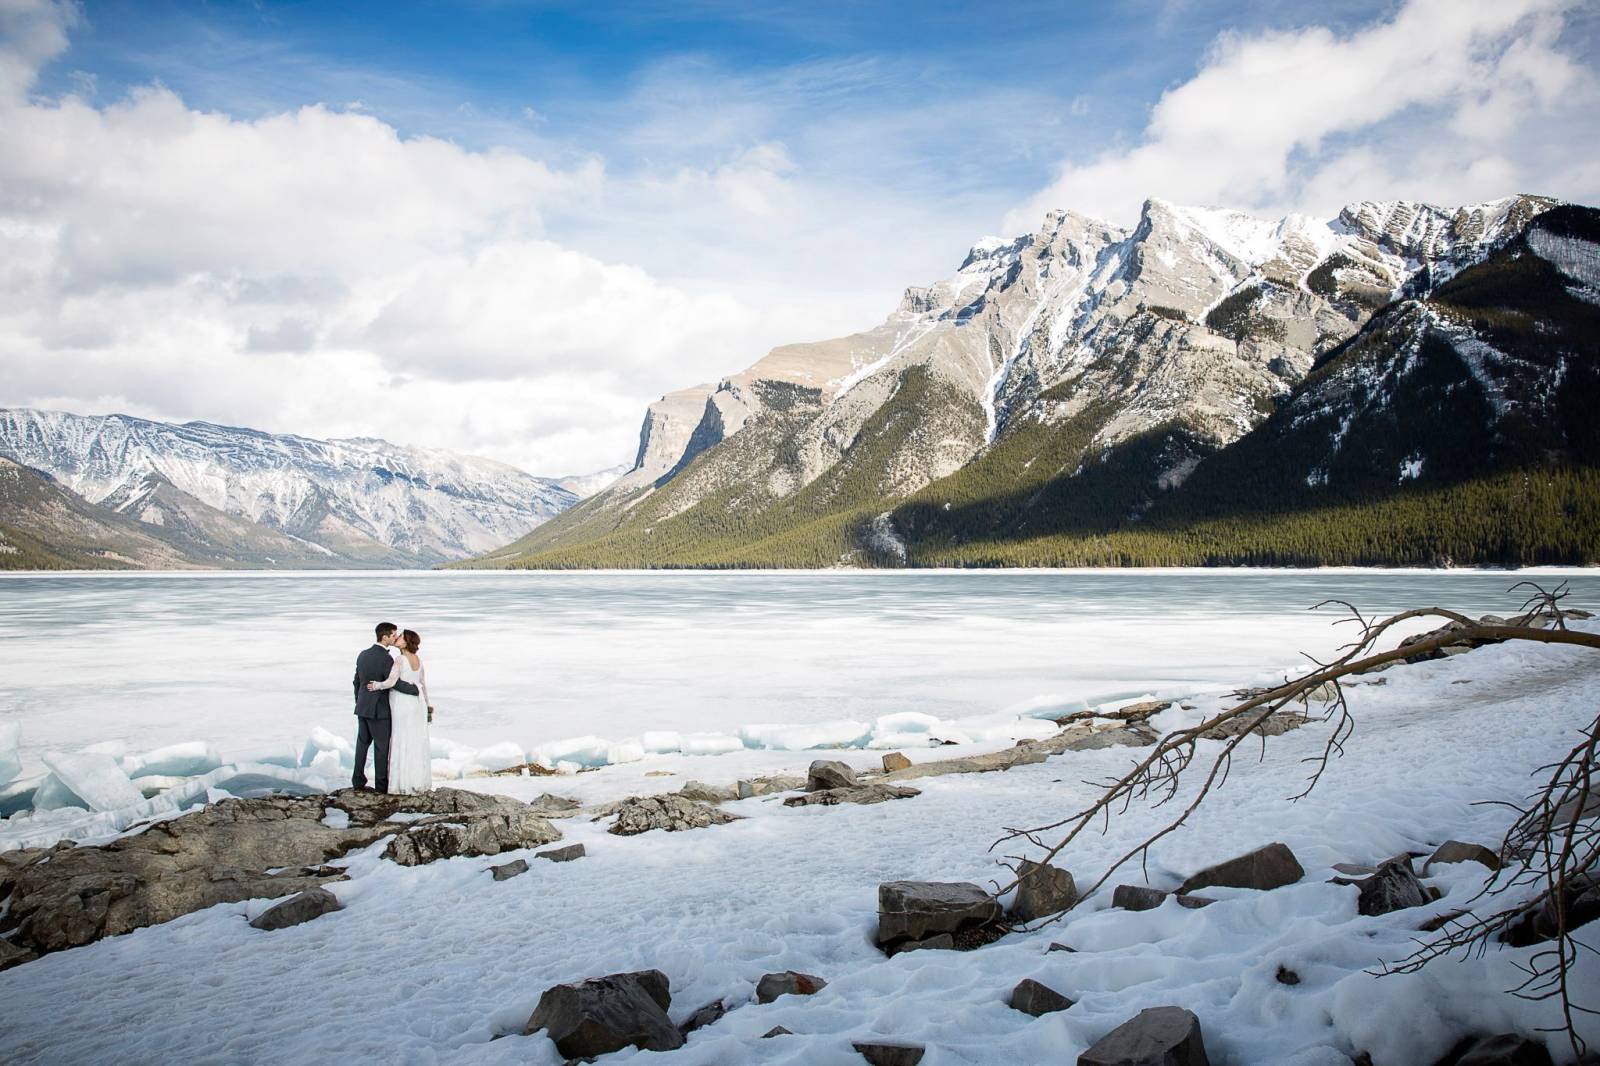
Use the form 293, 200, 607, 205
1006, 0, 1600, 231
0, 0, 874, 474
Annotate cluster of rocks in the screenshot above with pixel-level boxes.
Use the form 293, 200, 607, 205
0, 788, 561, 961
784, 760, 921, 807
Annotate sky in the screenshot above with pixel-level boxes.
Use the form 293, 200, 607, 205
0, 0, 1596, 476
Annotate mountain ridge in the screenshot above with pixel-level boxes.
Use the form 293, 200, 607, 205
472, 192, 1598, 569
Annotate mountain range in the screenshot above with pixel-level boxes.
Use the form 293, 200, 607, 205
0, 411, 619, 569
475, 193, 1599, 569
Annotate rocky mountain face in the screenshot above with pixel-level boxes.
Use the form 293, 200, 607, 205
0, 458, 200, 569
486, 193, 1583, 568
0, 411, 583, 567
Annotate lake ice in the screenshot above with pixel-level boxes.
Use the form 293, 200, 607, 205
3, 569, 1597, 782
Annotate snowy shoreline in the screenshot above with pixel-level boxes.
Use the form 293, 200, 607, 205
3, 621, 1600, 1063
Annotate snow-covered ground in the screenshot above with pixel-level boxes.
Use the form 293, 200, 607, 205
2, 599, 1598, 1062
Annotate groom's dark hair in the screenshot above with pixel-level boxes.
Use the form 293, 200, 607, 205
375, 622, 399, 641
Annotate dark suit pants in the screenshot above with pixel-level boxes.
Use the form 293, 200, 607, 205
353, 716, 392, 792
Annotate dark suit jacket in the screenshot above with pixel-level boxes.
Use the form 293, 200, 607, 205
353, 644, 418, 719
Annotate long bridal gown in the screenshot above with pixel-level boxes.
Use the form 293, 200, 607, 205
387, 655, 433, 794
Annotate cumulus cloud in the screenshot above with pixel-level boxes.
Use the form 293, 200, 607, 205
0, 0, 887, 474
1006, 0, 1600, 231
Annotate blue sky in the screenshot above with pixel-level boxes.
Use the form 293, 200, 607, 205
2, 0, 1596, 473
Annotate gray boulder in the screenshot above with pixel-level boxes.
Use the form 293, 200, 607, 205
537, 843, 586, 863
1425, 841, 1501, 875
1010, 978, 1074, 1016
524, 969, 684, 1058
854, 1042, 926, 1065
1113, 885, 1215, 912
678, 781, 738, 803
249, 887, 343, 931
1009, 859, 1076, 922
1337, 856, 1428, 916
763, 1026, 792, 1038
527, 793, 581, 815
1078, 1006, 1209, 1066
882, 752, 912, 772
783, 784, 921, 807
1179, 843, 1304, 894
490, 859, 529, 881
609, 794, 740, 835
677, 999, 726, 1036
756, 970, 828, 1003
877, 881, 1002, 952
884, 932, 955, 956
807, 760, 858, 791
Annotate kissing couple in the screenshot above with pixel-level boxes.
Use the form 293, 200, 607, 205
351, 621, 435, 794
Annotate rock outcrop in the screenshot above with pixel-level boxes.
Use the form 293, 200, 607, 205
1179, 843, 1304, 894
0, 788, 558, 958
608, 795, 740, 835
806, 760, 858, 791
783, 784, 921, 807
1008, 859, 1076, 922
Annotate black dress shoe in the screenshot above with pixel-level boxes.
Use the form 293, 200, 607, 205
352, 785, 375, 792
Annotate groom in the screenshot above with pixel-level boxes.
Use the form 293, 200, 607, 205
352, 621, 420, 792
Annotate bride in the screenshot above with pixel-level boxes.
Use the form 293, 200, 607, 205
367, 628, 434, 794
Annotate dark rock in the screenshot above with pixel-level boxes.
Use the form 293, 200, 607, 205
1179, 843, 1304, 894
1337, 856, 1428, 916
1275, 965, 1300, 985
762, 1026, 792, 1038
882, 752, 912, 772
490, 859, 529, 881
677, 999, 726, 1036
1434, 1033, 1553, 1066
1009, 859, 1077, 922
1420, 908, 1468, 933
885, 932, 955, 956
1077, 1006, 1209, 1066
756, 970, 827, 1003
1009, 978, 1074, 1016
608, 794, 740, 835
249, 886, 343, 931
1047, 942, 1077, 953
538, 844, 586, 863
877, 881, 1003, 952
736, 780, 756, 799
1425, 841, 1501, 875
1113, 885, 1215, 912
807, 760, 858, 791
1501, 874, 1600, 947
853, 1042, 926, 1065
783, 784, 921, 807
0, 938, 39, 971
524, 969, 683, 1058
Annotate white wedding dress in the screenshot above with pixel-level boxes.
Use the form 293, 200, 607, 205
386, 653, 433, 794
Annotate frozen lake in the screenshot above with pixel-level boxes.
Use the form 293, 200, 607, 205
2, 569, 1597, 776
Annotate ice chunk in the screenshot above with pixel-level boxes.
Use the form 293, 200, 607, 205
871, 712, 941, 737
679, 732, 745, 756
228, 744, 300, 770
38, 752, 144, 811
124, 741, 223, 779
607, 739, 646, 764
640, 731, 682, 754
308, 749, 345, 778
866, 731, 940, 751
322, 807, 350, 829
0, 721, 19, 785
30, 773, 87, 812
81, 739, 127, 760
209, 771, 322, 799
470, 742, 526, 772
532, 735, 611, 770
739, 721, 871, 751
0, 773, 44, 817
299, 727, 355, 770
